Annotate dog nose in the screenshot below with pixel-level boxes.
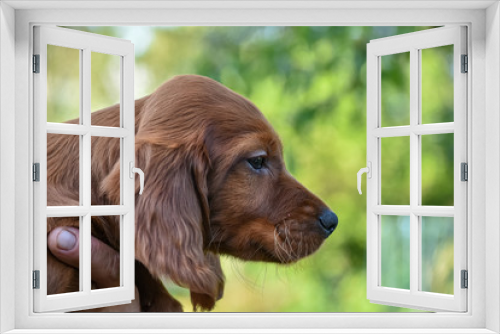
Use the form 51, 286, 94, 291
318, 209, 338, 236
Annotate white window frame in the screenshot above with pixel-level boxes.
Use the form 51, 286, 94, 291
0, 1, 499, 333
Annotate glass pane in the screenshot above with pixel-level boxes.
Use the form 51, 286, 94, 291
421, 217, 454, 294
91, 137, 121, 205
91, 52, 121, 127
47, 134, 80, 206
47, 217, 81, 295
381, 136, 410, 205
91, 215, 121, 290
381, 52, 410, 127
421, 45, 454, 124
47, 45, 80, 123
381, 215, 410, 289
421, 134, 454, 206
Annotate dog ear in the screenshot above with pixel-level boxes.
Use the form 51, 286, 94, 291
103, 140, 224, 311
190, 252, 225, 311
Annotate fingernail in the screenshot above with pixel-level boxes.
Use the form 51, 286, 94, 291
57, 230, 76, 250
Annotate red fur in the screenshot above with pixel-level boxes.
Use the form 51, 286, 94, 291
47, 75, 333, 312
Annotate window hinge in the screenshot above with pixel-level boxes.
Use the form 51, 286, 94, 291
461, 270, 468, 289
461, 162, 468, 181
33, 54, 40, 73
33, 163, 40, 182
461, 54, 468, 73
33, 270, 40, 289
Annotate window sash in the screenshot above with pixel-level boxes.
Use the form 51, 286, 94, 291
366, 26, 468, 312
32, 25, 136, 313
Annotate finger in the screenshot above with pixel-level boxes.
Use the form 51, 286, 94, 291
48, 227, 121, 289
89, 232, 121, 289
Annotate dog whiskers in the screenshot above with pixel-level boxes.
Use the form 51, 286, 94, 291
229, 258, 260, 291
277, 237, 291, 262
273, 228, 287, 263
284, 224, 298, 260
273, 220, 311, 263
297, 232, 303, 257
249, 241, 265, 260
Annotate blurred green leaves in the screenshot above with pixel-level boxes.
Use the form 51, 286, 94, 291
47, 45, 80, 122
381, 52, 410, 127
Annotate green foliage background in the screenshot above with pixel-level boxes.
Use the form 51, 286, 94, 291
50, 26, 454, 312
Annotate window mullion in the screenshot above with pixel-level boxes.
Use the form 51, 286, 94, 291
82, 48, 91, 207
78, 49, 85, 291
81, 47, 92, 294
409, 48, 420, 294
82, 214, 91, 294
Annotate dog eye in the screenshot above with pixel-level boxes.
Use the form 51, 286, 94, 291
247, 156, 266, 170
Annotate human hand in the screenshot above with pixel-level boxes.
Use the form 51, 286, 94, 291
48, 226, 141, 312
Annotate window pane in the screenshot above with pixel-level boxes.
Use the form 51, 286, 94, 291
91, 215, 121, 290
47, 134, 80, 206
381, 215, 410, 289
421, 45, 454, 124
47, 45, 80, 123
381, 136, 410, 205
47, 217, 81, 295
91, 137, 121, 205
421, 133, 454, 206
91, 52, 121, 127
381, 52, 410, 127
421, 217, 454, 294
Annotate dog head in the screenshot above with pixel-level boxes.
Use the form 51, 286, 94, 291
200, 88, 338, 264
103, 75, 338, 310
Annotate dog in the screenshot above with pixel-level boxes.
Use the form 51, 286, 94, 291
46, 75, 338, 312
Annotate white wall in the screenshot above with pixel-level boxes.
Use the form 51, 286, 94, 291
486, 2, 500, 333
2, 3, 497, 332
0, 2, 16, 333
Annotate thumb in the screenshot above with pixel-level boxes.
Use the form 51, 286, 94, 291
48, 226, 121, 288
48, 227, 80, 268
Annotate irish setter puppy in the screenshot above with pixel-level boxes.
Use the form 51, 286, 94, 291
46, 75, 338, 312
